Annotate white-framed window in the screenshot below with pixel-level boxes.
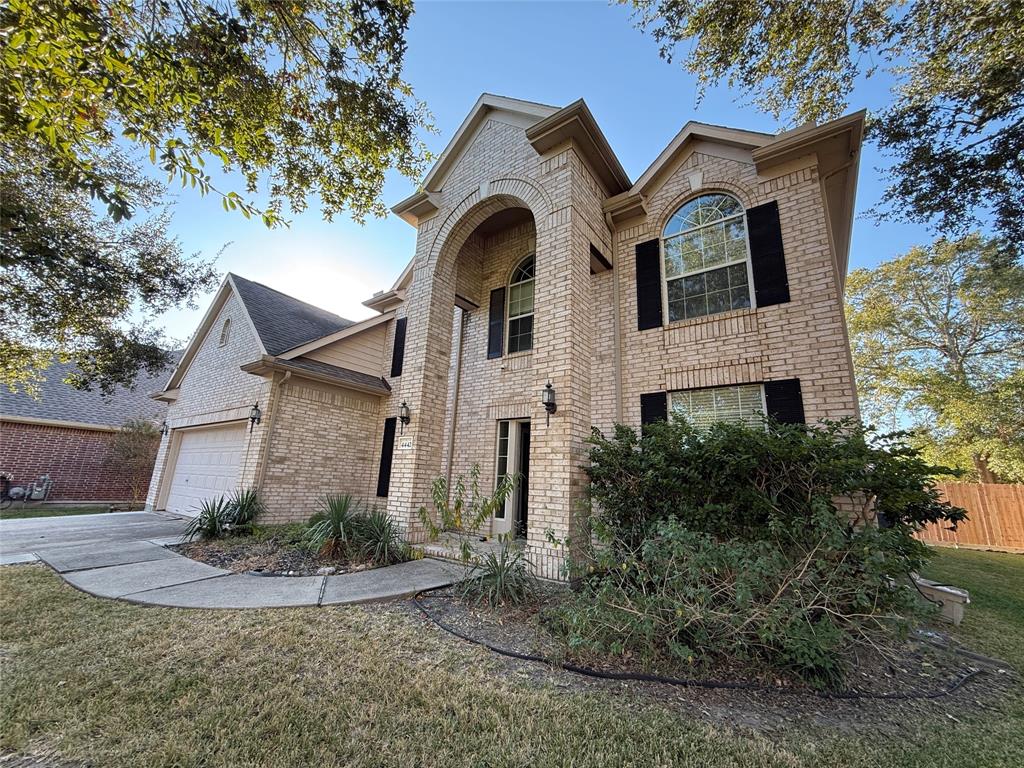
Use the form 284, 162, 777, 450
507, 255, 535, 354
494, 420, 510, 520
218, 318, 231, 347
662, 193, 752, 322
670, 384, 765, 430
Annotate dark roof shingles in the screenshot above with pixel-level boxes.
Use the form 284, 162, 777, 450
230, 274, 353, 355
279, 358, 391, 394
1, 360, 171, 428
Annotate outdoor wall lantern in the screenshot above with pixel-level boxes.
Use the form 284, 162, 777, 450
399, 401, 411, 434
159, 420, 169, 436
542, 381, 557, 425
249, 402, 262, 431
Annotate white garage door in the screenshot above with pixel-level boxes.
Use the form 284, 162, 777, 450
164, 423, 247, 516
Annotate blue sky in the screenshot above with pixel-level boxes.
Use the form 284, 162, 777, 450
152, 0, 926, 342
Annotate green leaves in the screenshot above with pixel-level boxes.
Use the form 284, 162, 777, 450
625, 0, 1023, 257
846, 235, 1024, 482
0, 139, 219, 394
2, 0, 432, 227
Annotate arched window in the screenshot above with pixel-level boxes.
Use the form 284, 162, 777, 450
662, 193, 751, 322
507, 255, 535, 353
218, 318, 231, 347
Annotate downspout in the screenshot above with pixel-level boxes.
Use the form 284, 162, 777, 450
444, 308, 468, 489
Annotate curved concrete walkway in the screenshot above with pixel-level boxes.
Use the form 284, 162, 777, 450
1, 512, 462, 608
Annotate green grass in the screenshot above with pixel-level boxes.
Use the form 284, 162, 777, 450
921, 547, 1024, 668
0, 549, 1022, 767
0, 504, 119, 521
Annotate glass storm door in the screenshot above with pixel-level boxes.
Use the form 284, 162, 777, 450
494, 419, 530, 538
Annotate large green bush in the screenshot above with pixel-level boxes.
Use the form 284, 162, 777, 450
553, 419, 967, 687
585, 419, 963, 557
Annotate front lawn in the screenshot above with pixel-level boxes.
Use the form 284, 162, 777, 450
0, 504, 118, 521
921, 547, 1024, 669
0, 548, 1021, 767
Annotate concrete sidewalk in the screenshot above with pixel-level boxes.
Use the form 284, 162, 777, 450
59, 546, 461, 608
2, 511, 462, 607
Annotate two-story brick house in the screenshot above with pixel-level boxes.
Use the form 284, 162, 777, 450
146, 94, 864, 577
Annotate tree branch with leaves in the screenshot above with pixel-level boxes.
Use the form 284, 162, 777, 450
2, 0, 432, 225
625, 0, 1024, 258
846, 234, 1024, 482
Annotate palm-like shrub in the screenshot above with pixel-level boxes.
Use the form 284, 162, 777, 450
228, 487, 264, 531
354, 506, 407, 566
182, 496, 234, 540
461, 535, 537, 608
306, 494, 361, 557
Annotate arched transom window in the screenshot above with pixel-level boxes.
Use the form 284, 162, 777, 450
507, 255, 535, 353
662, 193, 751, 322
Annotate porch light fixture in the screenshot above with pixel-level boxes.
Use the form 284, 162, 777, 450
249, 402, 262, 431
399, 401, 411, 434
542, 381, 557, 425
159, 420, 169, 436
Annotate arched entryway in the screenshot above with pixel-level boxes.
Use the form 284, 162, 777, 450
386, 181, 594, 579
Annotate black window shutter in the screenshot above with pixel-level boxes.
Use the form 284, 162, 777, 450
389, 317, 407, 377
764, 379, 805, 424
635, 239, 663, 331
487, 287, 505, 359
747, 201, 790, 307
376, 417, 398, 497
640, 391, 668, 425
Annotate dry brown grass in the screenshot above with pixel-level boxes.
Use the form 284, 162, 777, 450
1, 557, 1021, 767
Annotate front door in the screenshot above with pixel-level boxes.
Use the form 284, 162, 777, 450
494, 419, 530, 538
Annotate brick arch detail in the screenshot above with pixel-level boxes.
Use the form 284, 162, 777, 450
426, 176, 552, 279
654, 179, 759, 236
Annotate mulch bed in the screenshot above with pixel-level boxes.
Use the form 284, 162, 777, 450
403, 587, 1020, 735
171, 534, 376, 577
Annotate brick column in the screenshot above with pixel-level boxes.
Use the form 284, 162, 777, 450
524, 213, 593, 578
385, 233, 458, 541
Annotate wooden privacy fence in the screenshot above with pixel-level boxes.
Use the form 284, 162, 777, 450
916, 482, 1024, 553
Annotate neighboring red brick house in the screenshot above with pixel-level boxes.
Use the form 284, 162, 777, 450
0, 360, 171, 503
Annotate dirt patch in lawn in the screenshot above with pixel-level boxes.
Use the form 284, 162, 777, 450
171, 529, 378, 577
403, 587, 1020, 735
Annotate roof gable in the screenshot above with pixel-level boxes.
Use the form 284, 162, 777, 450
423, 94, 558, 193
161, 274, 353, 392
228, 274, 353, 356
392, 94, 558, 226
631, 122, 774, 197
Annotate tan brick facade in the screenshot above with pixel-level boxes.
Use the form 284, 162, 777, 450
147, 96, 864, 580
146, 291, 271, 512
616, 149, 858, 428
259, 379, 383, 523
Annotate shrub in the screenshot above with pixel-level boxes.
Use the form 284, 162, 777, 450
182, 496, 234, 540
417, 463, 517, 562
553, 418, 968, 687
228, 488, 264, 532
306, 494, 361, 557
586, 418, 965, 558
354, 506, 407, 566
104, 419, 160, 507
461, 535, 537, 608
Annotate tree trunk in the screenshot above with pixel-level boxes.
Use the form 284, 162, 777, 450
973, 453, 1000, 484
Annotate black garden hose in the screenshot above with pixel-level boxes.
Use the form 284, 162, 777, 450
412, 586, 984, 701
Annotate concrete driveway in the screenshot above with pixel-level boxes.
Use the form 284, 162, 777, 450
0, 511, 188, 565
0, 510, 461, 608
